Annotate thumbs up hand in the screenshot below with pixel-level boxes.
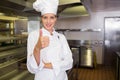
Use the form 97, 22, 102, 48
41, 36, 49, 48
36, 29, 49, 49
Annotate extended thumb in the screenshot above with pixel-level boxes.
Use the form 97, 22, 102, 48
40, 29, 42, 37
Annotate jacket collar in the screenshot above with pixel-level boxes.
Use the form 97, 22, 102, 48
42, 27, 57, 35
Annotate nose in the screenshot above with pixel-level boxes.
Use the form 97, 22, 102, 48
47, 18, 51, 23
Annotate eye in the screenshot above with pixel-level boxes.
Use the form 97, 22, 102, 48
50, 16, 56, 19
42, 16, 47, 19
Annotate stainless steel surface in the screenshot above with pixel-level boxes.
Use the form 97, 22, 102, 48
0, 47, 26, 63
71, 48, 79, 66
68, 40, 81, 47
0, 35, 33, 80
0, 0, 120, 18
0, 69, 34, 80
116, 52, 120, 80
0, 46, 27, 79
56, 28, 101, 32
104, 17, 120, 66
84, 0, 120, 12
0, 45, 20, 51
0, 35, 27, 42
68, 40, 102, 67
80, 47, 93, 67
104, 18, 120, 80
0, 0, 88, 17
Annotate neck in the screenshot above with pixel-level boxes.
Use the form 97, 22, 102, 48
48, 29, 53, 35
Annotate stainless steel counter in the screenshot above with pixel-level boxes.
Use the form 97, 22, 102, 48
68, 40, 95, 68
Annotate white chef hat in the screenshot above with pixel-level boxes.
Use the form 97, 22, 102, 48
33, 0, 59, 15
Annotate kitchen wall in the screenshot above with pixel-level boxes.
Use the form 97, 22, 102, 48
14, 20, 28, 34
56, 16, 103, 40
28, 16, 40, 33
14, 16, 41, 35
56, 10, 120, 64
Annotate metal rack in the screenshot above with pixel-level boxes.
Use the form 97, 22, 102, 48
0, 35, 34, 80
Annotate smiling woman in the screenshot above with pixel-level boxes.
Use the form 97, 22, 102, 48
27, 0, 73, 80
41, 13, 57, 34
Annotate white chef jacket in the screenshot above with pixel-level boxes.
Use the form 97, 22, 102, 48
27, 28, 73, 80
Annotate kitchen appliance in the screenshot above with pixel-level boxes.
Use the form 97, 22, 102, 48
80, 40, 94, 68
68, 40, 95, 68
80, 47, 94, 67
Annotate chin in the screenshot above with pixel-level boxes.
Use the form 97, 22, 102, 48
46, 27, 51, 30
45, 26, 53, 30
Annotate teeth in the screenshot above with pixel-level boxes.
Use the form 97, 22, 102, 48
46, 24, 51, 27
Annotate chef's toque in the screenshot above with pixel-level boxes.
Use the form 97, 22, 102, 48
33, 0, 59, 15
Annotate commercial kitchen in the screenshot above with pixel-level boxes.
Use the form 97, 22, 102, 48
0, 0, 120, 80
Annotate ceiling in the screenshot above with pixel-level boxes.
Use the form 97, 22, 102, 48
0, 0, 120, 20
1, 0, 120, 20
0, 0, 89, 20
84, 0, 120, 12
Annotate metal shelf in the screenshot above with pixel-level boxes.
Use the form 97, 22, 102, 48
0, 35, 27, 42
0, 57, 26, 69
0, 69, 34, 80
56, 28, 101, 32
0, 28, 14, 31
0, 34, 28, 80
0, 47, 26, 58
0, 45, 25, 52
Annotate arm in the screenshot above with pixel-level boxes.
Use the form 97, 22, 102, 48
59, 35, 73, 70
27, 30, 50, 74
27, 31, 44, 74
43, 61, 53, 69
33, 35, 42, 66
51, 34, 73, 76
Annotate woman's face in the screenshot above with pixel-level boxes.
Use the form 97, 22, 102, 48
41, 13, 57, 32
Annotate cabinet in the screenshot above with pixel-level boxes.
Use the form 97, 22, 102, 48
80, 47, 94, 68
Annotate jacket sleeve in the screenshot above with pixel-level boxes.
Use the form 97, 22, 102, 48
51, 34, 73, 75
26, 31, 44, 74
59, 34, 73, 70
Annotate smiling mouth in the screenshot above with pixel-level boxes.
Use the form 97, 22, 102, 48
46, 24, 52, 28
